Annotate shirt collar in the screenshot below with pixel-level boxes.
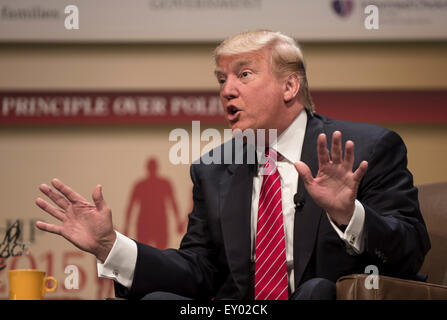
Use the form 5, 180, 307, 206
256, 109, 308, 164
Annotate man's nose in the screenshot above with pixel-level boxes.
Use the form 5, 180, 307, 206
221, 76, 239, 100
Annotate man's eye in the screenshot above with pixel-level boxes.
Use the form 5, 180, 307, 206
218, 78, 226, 84
241, 71, 250, 78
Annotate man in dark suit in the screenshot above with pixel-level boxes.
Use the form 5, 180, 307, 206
35, 30, 430, 300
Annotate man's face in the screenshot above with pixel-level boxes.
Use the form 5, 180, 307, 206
215, 48, 285, 132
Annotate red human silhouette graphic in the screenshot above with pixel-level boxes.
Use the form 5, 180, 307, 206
123, 158, 183, 249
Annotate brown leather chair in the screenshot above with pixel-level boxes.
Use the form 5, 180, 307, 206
336, 182, 447, 299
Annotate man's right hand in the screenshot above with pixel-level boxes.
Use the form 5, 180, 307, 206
35, 178, 117, 263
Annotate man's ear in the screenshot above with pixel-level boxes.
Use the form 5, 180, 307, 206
283, 74, 300, 103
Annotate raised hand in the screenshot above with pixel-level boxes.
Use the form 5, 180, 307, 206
294, 131, 368, 226
35, 178, 116, 262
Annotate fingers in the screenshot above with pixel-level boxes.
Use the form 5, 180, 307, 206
326, 131, 355, 169
353, 160, 369, 182
35, 221, 62, 236
317, 134, 330, 168
39, 179, 105, 212
92, 185, 107, 211
39, 183, 70, 210
318, 131, 364, 179
344, 140, 355, 170
294, 161, 314, 186
331, 132, 364, 178
330, 131, 342, 164
35, 197, 66, 221
51, 178, 86, 204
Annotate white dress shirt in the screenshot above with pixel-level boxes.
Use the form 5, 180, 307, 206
251, 110, 365, 293
97, 110, 366, 292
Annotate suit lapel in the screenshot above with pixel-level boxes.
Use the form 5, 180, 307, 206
218, 114, 328, 295
219, 160, 254, 298
293, 113, 325, 287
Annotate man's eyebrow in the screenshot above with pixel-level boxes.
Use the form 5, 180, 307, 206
233, 59, 254, 72
214, 59, 255, 77
214, 68, 224, 77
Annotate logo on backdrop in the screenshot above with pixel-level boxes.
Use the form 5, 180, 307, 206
331, 0, 354, 18
0, 221, 28, 270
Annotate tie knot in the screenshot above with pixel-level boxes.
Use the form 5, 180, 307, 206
265, 148, 277, 159
262, 148, 279, 175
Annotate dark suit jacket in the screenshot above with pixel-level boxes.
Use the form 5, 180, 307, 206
116, 113, 431, 300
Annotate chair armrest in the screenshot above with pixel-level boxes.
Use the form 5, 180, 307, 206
336, 274, 447, 300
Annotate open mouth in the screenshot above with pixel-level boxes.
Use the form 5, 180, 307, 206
227, 105, 240, 117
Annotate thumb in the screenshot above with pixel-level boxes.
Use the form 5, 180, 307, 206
92, 184, 107, 211
294, 161, 314, 186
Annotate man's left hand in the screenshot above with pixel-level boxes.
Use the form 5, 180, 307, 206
294, 131, 368, 226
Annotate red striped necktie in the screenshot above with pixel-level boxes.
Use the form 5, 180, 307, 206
254, 148, 289, 300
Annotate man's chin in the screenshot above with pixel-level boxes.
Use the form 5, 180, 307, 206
228, 120, 250, 132
229, 124, 250, 133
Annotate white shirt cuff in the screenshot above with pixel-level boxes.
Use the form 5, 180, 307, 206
96, 230, 137, 289
327, 199, 365, 255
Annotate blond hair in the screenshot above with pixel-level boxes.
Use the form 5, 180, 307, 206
214, 30, 314, 113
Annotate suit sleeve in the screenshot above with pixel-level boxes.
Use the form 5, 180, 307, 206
358, 130, 431, 278
114, 164, 219, 300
